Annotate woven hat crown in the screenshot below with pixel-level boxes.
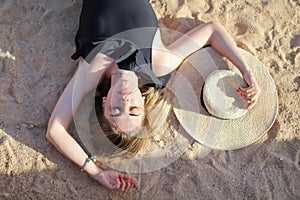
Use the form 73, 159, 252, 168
203, 70, 248, 119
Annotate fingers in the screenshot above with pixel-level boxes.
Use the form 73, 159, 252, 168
236, 84, 260, 110
119, 176, 130, 191
236, 87, 254, 101
238, 84, 257, 95
98, 170, 136, 192
246, 99, 257, 110
117, 174, 136, 192
125, 178, 132, 191
240, 84, 259, 94
245, 92, 259, 110
119, 177, 135, 192
122, 173, 136, 187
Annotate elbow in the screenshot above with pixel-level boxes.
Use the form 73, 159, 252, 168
207, 21, 222, 29
206, 21, 224, 35
45, 127, 54, 143
46, 120, 69, 145
45, 122, 60, 143
205, 21, 224, 44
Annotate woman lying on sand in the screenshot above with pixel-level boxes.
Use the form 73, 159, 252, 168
46, 0, 260, 191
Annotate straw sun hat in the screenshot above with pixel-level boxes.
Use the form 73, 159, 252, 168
171, 47, 278, 150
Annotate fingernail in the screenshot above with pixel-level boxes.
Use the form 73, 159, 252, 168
246, 107, 251, 111
239, 93, 243, 97
128, 178, 131, 183
236, 89, 240, 92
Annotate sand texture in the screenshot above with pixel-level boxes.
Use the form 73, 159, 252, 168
0, 0, 299, 199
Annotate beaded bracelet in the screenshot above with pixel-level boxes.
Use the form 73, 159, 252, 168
80, 154, 97, 172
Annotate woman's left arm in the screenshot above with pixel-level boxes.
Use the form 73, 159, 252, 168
153, 22, 260, 110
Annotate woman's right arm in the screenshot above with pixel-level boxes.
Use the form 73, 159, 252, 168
46, 53, 133, 191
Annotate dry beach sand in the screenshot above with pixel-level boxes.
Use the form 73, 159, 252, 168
0, 0, 299, 199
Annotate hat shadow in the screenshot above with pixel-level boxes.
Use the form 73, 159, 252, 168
216, 75, 248, 110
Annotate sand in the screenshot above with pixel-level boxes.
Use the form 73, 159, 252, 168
0, 0, 299, 199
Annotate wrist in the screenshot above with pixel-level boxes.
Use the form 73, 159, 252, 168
84, 162, 103, 176
239, 63, 252, 74
241, 68, 254, 78
80, 154, 103, 176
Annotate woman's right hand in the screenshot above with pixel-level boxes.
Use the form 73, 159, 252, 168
238, 70, 261, 110
90, 169, 135, 191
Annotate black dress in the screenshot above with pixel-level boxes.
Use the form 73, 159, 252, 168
72, 0, 168, 88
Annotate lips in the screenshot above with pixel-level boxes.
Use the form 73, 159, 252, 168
119, 90, 132, 95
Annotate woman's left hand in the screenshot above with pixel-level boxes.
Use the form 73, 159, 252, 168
237, 71, 261, 110
90, 169, 135, 191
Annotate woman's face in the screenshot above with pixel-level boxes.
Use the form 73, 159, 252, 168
103, 69, 145, 133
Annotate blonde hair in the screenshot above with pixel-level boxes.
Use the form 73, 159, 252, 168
94, 74, 172, 156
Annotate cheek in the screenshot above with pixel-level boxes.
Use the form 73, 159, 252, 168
107, 91, 120, 106
130, 96, 144, 105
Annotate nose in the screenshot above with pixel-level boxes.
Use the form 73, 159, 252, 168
121, 94, 130, 102
120, 96, 131, 115
120, 91, 133, 102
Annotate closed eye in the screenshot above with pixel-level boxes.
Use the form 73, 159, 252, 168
129, 107, 142, 116
111, 107, 122, 117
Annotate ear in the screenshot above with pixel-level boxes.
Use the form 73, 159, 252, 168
102, 96, 107, 104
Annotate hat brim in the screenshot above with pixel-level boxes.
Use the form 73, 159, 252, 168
171, 47, 278, 150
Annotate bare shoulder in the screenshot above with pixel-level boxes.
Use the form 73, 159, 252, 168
81, 52, 115, 73
76, 52, 115, 93
151, 29, 182, 77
